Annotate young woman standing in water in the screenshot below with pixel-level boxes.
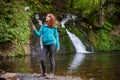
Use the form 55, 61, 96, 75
30, 13, 60, 79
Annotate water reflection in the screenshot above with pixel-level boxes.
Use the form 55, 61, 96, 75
69, 53, 86, 70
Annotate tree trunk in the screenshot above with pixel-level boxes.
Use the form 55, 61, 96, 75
107, 0, 111, 11
99, 0, 104, 28
70, 0, 74, 8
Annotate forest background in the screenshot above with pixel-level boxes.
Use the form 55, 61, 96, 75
0, 0, 120, 57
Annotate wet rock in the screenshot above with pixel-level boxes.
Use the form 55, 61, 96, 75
1, 73, 82, 80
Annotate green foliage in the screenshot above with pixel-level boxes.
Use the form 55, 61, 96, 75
13, 7, 31, 44
74, 0, 99, 17
0, 0, 33, 56
0, 21, 14, 43
0, 1, 32, 44
0, 0, 56, 56
93, 22, 119, 51
110, 35, 120, 51
25, 0, 53, 13
103, 22, 113, 31
26, 0, 44, 13
73, 0, 102, 26
94, 29, 111, 51
72, 0, 120, 51
0, 0, 120, 54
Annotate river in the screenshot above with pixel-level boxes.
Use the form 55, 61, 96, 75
0, 51, 120, 80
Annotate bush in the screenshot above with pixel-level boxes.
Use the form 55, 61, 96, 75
0, 1, 32, 44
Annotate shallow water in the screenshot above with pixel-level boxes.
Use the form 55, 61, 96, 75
0, 51, 120, 80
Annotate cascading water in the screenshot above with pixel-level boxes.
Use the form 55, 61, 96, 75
61, 14, 89, 70
61, 14, 89, 53
66, 29, 89, 53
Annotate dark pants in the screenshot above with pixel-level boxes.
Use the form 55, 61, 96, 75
40, 44, 56, 74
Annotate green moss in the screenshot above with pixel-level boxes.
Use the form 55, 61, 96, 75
68, 27, 92, 51
92, 22, 120, 51
0, 1, 33, 56
93, 29, 111, 51
110, 36, 120, 51
59, 27, 75, 53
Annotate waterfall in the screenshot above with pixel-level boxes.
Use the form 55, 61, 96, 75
66, 29, 89, 53
61, 14, 89, 53
61, 14, 90, 70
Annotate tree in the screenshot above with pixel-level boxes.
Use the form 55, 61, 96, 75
70, 0, 74, 8
99, 0, 104, 28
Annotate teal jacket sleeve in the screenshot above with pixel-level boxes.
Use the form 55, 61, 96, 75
54, 28, 60, 51
33, 26, 43, 37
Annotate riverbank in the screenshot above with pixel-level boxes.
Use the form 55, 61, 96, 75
0, 73, 81, 80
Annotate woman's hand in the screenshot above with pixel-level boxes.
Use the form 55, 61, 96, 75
29, 19, 36, 30
29, 25, 36, 30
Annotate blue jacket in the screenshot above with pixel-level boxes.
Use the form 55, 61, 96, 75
33, 24, 60, 51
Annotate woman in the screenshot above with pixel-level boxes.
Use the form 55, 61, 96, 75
30, 13, 60, 79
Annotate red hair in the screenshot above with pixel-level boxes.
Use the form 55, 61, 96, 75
45, 14, 58, 28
